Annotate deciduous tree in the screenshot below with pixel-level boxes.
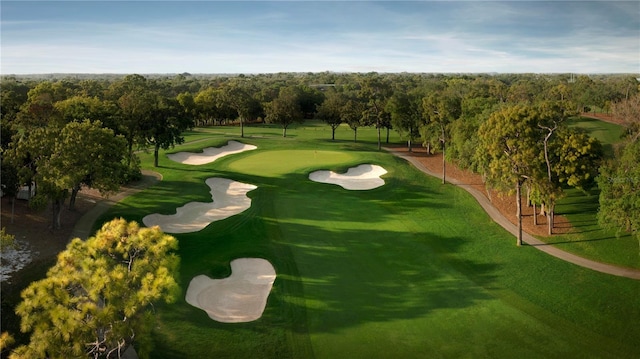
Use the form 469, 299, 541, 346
612, 94, 640, 140
110, 75, 154, 168
264, 87, 304, 137
54, 96, 118, 130
342, 98, 365, 143
386, 91, 423, 152
422, 91, 461, 184
358, 73, 391, 150
315, 90, 345, 140
477, 104, 540, 245
140, 95, 193, 167
221, 81, 255, 138
6, 121, 127, 228
598, 139, 640, 246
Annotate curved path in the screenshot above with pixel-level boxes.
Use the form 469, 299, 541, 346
69, 170, 162, 240
386, 148, 640, 280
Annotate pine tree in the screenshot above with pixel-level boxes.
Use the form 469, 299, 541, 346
11, 219, 179, 359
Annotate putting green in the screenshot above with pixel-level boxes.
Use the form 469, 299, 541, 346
226, 150, 357, 177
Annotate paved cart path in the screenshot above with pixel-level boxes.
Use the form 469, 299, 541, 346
386, 148, 640, 280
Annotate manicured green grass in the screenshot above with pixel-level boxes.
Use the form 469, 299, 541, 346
550, 188, 639, 268
93, 121, 640, 358
566, 116, 626, 157
544, 117, 639, 269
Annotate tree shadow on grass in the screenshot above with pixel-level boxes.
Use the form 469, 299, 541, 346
541, 236, 621, 246
148, 201, 500, 358
264, 219, 501, 336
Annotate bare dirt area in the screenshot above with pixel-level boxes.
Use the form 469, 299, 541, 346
1, 188, 105, 282
1, 169, 161, 285
580, 112, 626, 126
390, 146, 572, 238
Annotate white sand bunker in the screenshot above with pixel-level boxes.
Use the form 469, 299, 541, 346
309, 164, 388, 190
167, 140, 257, 165
185, 258, 276, 323
142, 178, 256, 233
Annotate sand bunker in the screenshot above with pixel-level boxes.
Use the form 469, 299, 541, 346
167, 140, 257, 165
185, 258, 276, 323
142, 178, 256, 233
309, 164, 388, 190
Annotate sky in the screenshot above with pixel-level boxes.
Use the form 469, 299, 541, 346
1, 1, 639, 74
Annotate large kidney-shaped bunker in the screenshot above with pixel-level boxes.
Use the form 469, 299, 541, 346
185, 258, 277, 323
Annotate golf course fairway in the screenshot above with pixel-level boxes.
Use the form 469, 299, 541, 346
94, 124, 640, 359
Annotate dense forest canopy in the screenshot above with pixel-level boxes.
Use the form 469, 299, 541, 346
1, 72, 638, 238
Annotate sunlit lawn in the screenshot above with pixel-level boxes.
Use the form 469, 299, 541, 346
94, 121, 640, 358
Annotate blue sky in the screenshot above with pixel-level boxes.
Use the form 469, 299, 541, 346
1, 1, 638, 74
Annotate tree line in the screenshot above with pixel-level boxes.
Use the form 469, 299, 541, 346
1, 72, 638, 238
1, 71, 639, 358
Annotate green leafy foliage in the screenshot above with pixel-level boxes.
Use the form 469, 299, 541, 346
0, 227, 16, 250
386, 90, 423, 150
552, 129, 603, 190
357, 73, 392, 149
6, 120, 128, 227
11, 219, 179, 359
598, 140, 640, 241
477, 104, 541, 244
477, 104, 540, 192
140, 96, 192, 167
314, 90, 346, 140
264, 87, 304, 137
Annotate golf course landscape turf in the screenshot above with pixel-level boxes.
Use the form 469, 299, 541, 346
545, 117, 639, 269
93, 122, 640, 358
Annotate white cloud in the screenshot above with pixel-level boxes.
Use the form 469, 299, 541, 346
1, 1, 638, 74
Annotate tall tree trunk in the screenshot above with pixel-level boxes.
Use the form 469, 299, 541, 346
516, 181, 523, 246
441, 126, 446, 184
127, 138, 134, 167
442, 152, 446, 184
386, 127, 390, 143
240, 117, 244, 138
353, 128, 357, 143
377, 123, 381, 150
11, 197, 15, 224
541, 126, 557, 235
283, 126, 287, 138
547, 202, 555, 235
52, 198, 63, 230
69, 184, 81, 210
408, 139, 412, 152
332, 127, 336, 141
533, 203, 538, 225
154, 143, 160, 167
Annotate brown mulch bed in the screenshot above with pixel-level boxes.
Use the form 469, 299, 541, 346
392, 146, 571, 237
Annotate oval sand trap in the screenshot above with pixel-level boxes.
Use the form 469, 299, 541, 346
185, 258, 276, 323
167, 140, 257, 165
142, 178, 256, 233
309, 164, 387, 190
